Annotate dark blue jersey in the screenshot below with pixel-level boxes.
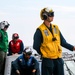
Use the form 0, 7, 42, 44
12, 54, 39, 70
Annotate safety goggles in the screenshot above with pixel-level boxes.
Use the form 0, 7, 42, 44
4, 25, 9, 28
48, 12, 54, 17
13, 37, 19, 39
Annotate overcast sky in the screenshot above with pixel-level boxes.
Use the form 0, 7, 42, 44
0, 0, 75, 47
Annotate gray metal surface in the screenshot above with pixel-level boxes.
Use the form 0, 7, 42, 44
4, 54, 75, 75
4, 55, 20, 75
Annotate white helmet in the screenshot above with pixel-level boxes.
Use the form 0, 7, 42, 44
23, 47, 32, 55
0, 21, 10, 29
40, 7, 54, 20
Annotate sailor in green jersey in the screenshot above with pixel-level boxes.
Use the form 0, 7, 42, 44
0, 21, 10, 75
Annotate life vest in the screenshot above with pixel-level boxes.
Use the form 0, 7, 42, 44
10, 39, 22, 53
38, 23, 62, 59
0, 29, 8, 52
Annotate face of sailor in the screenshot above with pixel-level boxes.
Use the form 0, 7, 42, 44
4, 26, 9, 31
23, 53, 31, 59
48, 16, 54, 22
13, 38, 18, 42
25, 54, 31, 59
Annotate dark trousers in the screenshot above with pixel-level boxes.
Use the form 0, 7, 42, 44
11, 65, 40, 75
0, 51, 6, 75
41, 58, 64, 75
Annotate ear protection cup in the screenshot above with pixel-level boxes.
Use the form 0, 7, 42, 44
42, 13, 48, 20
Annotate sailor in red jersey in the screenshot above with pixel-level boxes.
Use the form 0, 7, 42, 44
8, 33, 24, 55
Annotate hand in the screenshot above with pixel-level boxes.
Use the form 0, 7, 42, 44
12, 53, 18, 56
16, 70, 20, 75
32, 69, 36, 75
15, 53, 18, 55
73, 46, 75, 51
32, 69, 36, 73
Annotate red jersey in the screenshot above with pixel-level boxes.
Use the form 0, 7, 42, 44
10, 39, 22, 53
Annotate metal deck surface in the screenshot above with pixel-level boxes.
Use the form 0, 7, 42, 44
4, 51, 75, 75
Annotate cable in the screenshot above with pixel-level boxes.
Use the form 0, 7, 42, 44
64, 62, 75, 75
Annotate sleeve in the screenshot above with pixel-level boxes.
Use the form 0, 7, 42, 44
0, 32, 2, 41
33, 29, 43, 55
12, 57, 20, 70
8, 42, 12, 55
32, 57, 39, 70
60, 31, 74, 51
18, 41, 24, 54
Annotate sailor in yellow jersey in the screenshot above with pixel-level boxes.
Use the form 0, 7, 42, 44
33, 7, 75, 75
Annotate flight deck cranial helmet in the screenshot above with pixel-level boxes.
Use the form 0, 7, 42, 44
40, 7, 54, 20
23, 47, 32, 56
0, 21, 10, 29
12, 33, 19, 39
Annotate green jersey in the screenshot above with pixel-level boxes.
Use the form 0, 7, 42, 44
0, 29, 8, 52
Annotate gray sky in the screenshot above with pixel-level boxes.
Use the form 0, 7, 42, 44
0, 0, 75, 46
